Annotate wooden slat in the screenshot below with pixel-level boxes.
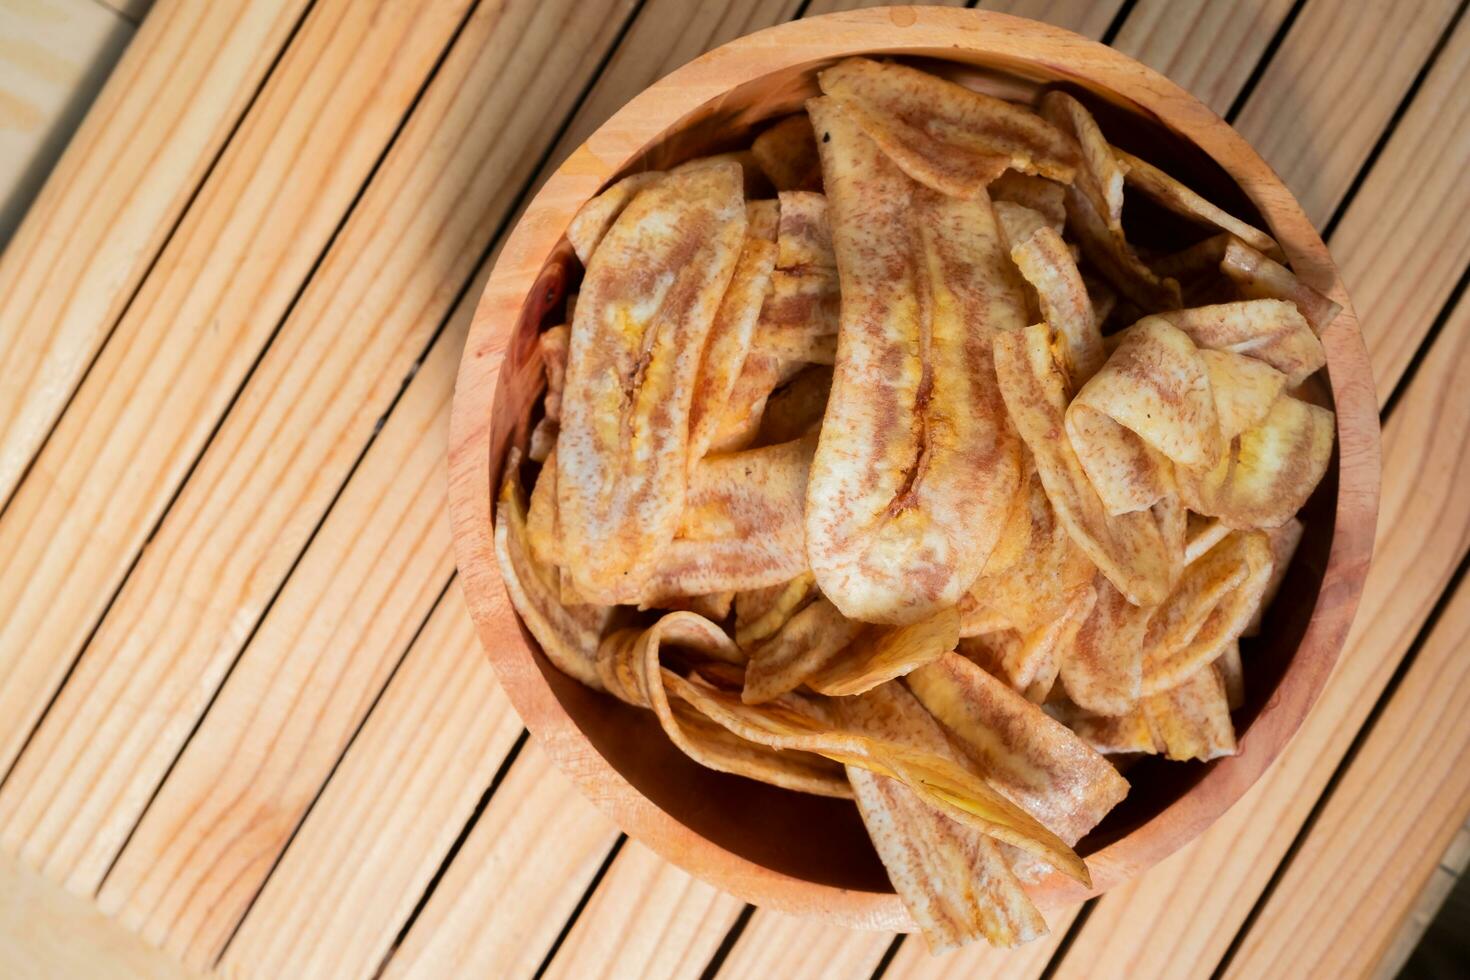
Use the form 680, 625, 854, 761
542, 842, 746, 980
0, 0, 632, 898
881, 907, 1080, 980
0, 0, 308, 504
0, 0, 132, 243
0, 0, 471, 779
1050, 292, 1470, 977
803, 0, 966, 17
1223, 553, 1470, 975
1110, 0, 1295, 115
382, 742, 620, 979
1330, 9, 1470, 400
1232, 0, 1460, 227
1376, 820, 1470, 978
218, 583, 520, 979
0, 852, 191, 980
92, 0, 153, 24
716, 910, 895, 980
975, 0, 1123, 40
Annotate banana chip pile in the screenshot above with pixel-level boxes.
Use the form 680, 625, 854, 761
496, 58, 1337, 953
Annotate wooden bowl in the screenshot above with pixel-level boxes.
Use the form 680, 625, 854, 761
448, 6, 1381, 929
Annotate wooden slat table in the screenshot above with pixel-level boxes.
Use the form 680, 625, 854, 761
0, 1, 1465, 977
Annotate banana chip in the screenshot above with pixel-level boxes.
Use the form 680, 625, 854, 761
1113, 148, 1280, 257
566, 172, 664, 265
1045, 700, 1157, 756
1246, 517, 1303, 635
995, 201, 1054, 251
1011, 225, 1106, 386
746, 199, 779, 242
805, 97, 1024, 624
495, 457, 612, 690
808, 607, 961, 697
775, 191, 834, 269
751, 114, 823, 192
751, 268, 840, 363
1059, 578, 1149, 716
672, 150, 771, 196
991, 170, 1067, 230
1216, 640, 1245, 710
689, 236, 779, 462
907, 652, 1129, 846
1160, 299, 1326, 387
993, 323, 1178, 606
734, 572, 818, 649
757, 364, 832, 445
1040, 91, 1126, 236
1142, 660, 1236, 761
559, 162, 747, 602
1219, 236, 1341, 333
1201, 348, 1287, 440
526, 450, 563, 567
709, 352, 787, 454
743, 597, 865, 703
818, 58, 1079, 197
839, 683, 1046, 951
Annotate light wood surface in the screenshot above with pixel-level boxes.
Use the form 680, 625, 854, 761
715, 909, 895, 979
1, 1, 1465, 976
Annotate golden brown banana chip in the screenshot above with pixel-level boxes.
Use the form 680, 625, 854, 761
495, 457, 612, 690
1046, 699, 1157, 755
805, 97, 1025, 624
907, 652, 1128, 846
838, 683, 1046, 951
746, 199, 779, 241
558, 162, 747, 602
734, 572, 818, 649
1159, 299, 1326, 387
596, 612, 850, 797
663, 666, 1088, 881
566, 172, 664, 266
1113, 148, 1280, 257
757, 364, 832, 445
751, 113, 823, 192
688, 236, 779, 463
640, 436, 815, 604
1245, 517, 1303, 635
808, 607, 961, 698
817, 58, 1079, 197
993, 323, 1178, 606
1059, 577, 1148, 717
1216, 640, 1245, 709
775, 191, 834, 269
1144, 530, 1272, 694
539, 324, 571, 423
1011, 225, 1106, 386
1219, 236, 1341, 333
1176, 394, 1335, 530
1142, 660, 1236, 761
743, 596, 865, 704
751, 268, 840, 363
961, 587, 1092, 704
526, 450, 563, 568
991, 170, 1067, 230
1040, 91, 1125, 235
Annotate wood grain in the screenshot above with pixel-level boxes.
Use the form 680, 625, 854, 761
1051, 293, 1470, 978
976, 0, 1123, 40
1232, 0, 1460, 227
881, 906, 1081, 979
91, 0, 153, 23
541, 841, 746, 980
805, 0, 966, 17
218, 583, 520, 979
1223, 558, 1470, 975
714, 910, 895, 980
1331, 9, 1470, 401
0, 0, 131, 243
0, 0, 471, 781
0, 0, 307, 505
0, 0, 632, 898
382, 740, 619, 979
1111, 0, 1295, 115
0, 852, 191, 980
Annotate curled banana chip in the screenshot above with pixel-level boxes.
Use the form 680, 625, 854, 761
743, 597, 865, 703
775, 190, 834, 269
805, 96, 1024, 624
1040, 91, 1126, 236
751, 114, 823, 192
1160, 299, 1326, 387
991, 170, 1066, 231
1142, 659, 1237, 761
1246, 517, 1303, 635
566, 172, 664, 265
807, 606, 961, 698
818, 58, 1079, 198
1220, 236, 1341, 332
734, 572, 818, 649
1113, 147, 1280, 257
907, 653, 1128, 847
839, 683, 1046, 951
1059, 577, 1149, 717
1011, 225, 1106, 386
558, 163, 747, 602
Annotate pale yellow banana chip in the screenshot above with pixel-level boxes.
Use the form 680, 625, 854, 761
808, 607, 961, 697
1160, 299, 1326, 387
1220, 236, 1341, 333
751, 113, 823, 192
566, 172, 664, 266
994, 201, 1053, 252
961, 586, 1092, 705
818, 58, 1079, 198
709, 352, 786, 454
993, 322, 1178, 606
743, 597, 865, 704
775, 190, 834, 269
805, 96, 1024, 624
1059, 577, 1149, 717
990, 170, 1067, 231
689, 236, 779, 463
1176, 394, 1334, 530
495, 457, 612, 690
1113, 147, 1280, 257
1245, 517, 1304, 635
1201, 348, 1287, 440
907, 652, 1129, 846
1142, 660, 1237, 761
757, 363, 832, 445
1011, 225, 1106, 386
655, 591, 735, 622
1184, 513, 1231, 564
734, 572, 818, 649
838, 683, 1047, 951
558, 162, 747, 602
1040, 91, 1126, 235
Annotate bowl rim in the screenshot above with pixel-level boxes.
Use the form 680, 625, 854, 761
448, 5, 1381, 929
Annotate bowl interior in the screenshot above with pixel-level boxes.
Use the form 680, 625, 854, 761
491, 52, 1338, 896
